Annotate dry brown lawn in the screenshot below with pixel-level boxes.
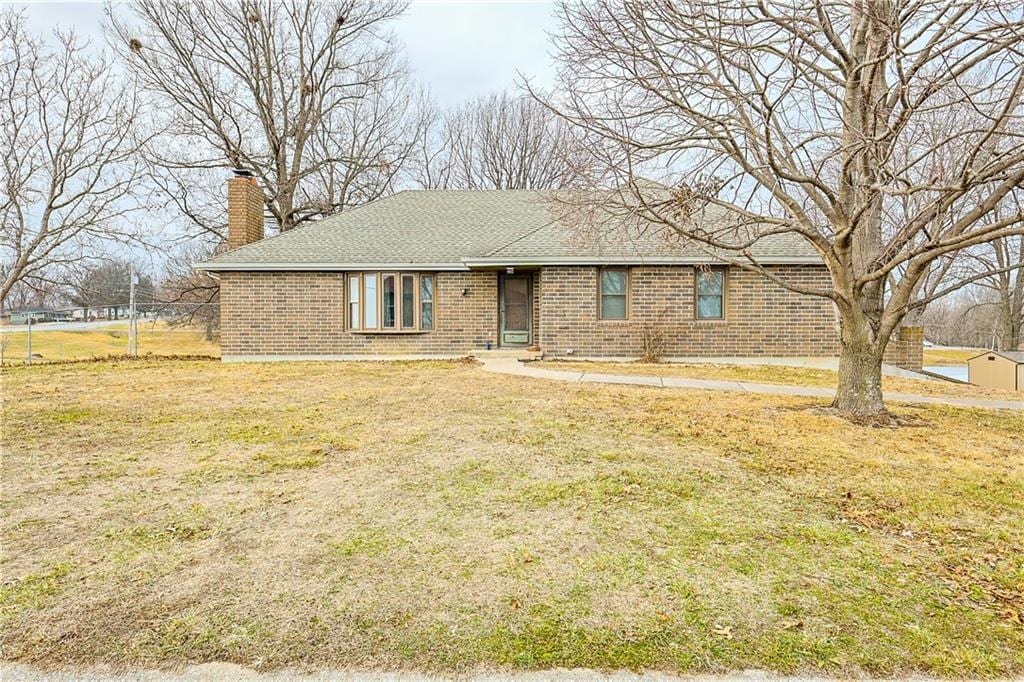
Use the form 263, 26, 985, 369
0, 322, 219, 365
534, 360, 1023, 402
923, 347, 986, 366
1, 359, 1022, 677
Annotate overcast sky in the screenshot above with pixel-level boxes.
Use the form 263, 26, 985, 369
18, 1, 560, 108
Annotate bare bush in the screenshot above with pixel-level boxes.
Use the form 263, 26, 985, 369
637, 321, 668, 364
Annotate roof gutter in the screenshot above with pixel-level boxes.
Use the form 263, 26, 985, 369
461, 255, 824, 267
195, 255, 824, 272
194, 261, 470, 272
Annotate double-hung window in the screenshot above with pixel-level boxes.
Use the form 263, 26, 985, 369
598, 267, 628, 320
382, 274, 396, 329
401, 274, 415, 329
696, 268, 726, 319
348, 273, 435, 332
363, 274, 378, 328
348, 275, 361, 329
420, 275, 434, 330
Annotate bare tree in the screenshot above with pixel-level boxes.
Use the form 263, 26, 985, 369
159, 244, 221, 341
108, 0, 428, 236
538, 1, 1024, 418
69, 259, 156, 317
0, 12, 150, 311
418, 92, 589, 190
913, 194, 1023, 351
920, 286, 1017, 350
963, 235, 1024, 351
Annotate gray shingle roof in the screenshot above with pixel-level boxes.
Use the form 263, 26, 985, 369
970, 350, 1024, 363
196, 189, 821, 271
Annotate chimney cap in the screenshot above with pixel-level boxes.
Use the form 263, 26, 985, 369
232, 168, 254, 178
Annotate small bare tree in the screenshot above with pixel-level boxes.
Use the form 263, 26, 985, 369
0, 12, 150, 310
539, 1, 1024, 418
160, 244, 222, 341
108, 0, 428, 235
418, 92, 589, 190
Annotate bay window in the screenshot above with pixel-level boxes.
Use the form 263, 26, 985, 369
348, 272, 435, 332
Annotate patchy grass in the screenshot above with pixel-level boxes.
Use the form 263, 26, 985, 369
0, 321, 219, 364
924, 347, 986, 366
1, 359, 1022, 676
535, 360, 1023, 402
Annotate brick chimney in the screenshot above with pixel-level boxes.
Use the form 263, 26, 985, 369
227, 169, 264, 249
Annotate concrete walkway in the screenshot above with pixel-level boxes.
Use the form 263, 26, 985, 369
479, 358, 1024, 412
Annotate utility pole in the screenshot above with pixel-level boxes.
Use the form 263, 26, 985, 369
26, 316, 32, 366
128, 265, 139, 356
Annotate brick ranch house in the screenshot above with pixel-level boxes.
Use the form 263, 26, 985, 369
197, 172, 923, 370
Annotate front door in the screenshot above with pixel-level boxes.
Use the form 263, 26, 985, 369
499, 274, 531, 346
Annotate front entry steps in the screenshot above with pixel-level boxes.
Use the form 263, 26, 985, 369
470, 348, 543, 361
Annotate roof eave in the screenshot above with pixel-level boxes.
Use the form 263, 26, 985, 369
967, 350, 1024, 364
194, 262, 470, 272
461, 255, 824, 267
195, 255, 824, 272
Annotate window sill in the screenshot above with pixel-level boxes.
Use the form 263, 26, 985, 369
349, 329, 432, 335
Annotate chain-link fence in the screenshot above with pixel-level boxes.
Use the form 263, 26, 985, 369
0, 305, 220, 366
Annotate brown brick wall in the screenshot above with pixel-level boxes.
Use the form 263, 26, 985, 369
538, 265, 841, 358
219, 264, 923, 370
220, 271, 498, 356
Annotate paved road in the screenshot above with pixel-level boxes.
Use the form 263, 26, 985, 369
923, 364, 969, 382
479, 358, 1024, 411
0, 319, 130, 333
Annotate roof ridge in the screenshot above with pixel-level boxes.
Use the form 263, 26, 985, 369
483, 196, 652, 261
481, 197, 561, 258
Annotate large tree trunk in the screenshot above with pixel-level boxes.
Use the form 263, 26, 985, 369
998, 297, 1022, 351
833, 316, 887, 418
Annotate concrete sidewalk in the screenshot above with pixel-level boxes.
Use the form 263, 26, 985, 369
479, 358, 1024, 411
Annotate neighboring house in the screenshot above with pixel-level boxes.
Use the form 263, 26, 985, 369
197, 172, 922, 368
967, 351, 1024, 392
7, 309, 71, 325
